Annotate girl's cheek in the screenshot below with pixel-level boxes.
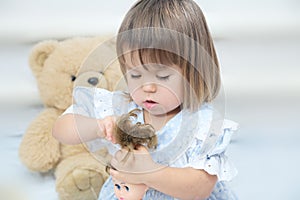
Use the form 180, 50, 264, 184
127, 81, 141, 93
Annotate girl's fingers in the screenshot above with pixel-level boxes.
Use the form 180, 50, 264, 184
109, 168, 116, 176
106, 120, 114, 141
134, 145, 148, 153
96, 120, 105, 138
99, 116, 116, 142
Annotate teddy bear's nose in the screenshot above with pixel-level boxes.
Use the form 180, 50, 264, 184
88, 77, 99, 86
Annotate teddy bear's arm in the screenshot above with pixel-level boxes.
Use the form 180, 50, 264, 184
19, 108, 63, 172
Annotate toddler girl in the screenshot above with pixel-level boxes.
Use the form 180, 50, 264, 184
53, 0, 238, 199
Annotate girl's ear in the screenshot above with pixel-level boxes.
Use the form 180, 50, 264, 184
29, 40, 58, 77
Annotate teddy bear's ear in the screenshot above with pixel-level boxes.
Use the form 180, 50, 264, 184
29, 40, 58, 76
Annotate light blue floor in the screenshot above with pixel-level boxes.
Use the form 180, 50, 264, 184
1, 38, 300, 200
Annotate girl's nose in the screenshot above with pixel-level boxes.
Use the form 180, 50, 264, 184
142, 82, 157, 93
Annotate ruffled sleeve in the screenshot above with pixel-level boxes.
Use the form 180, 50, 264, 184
186, 119, 238, 181
63, 86, 131, 118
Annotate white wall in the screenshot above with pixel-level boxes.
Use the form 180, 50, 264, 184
0, 0, 299, 104
0, 0, 299, 43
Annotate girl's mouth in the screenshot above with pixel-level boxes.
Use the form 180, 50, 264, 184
143, 100, 157, 110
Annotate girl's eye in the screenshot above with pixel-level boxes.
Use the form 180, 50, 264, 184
124, 186, 130, 192
130, 74, 142, 79
114, 184, 121, 190
156, 75, 170, 80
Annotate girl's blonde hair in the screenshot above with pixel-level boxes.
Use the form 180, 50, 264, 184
117, 0, 220, 111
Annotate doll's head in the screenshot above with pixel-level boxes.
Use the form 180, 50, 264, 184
113, 179, 148, 200
115, 109, 157, 151
117, 0, 221, 111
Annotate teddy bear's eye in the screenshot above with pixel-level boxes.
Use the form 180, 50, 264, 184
71, 75, 76, 82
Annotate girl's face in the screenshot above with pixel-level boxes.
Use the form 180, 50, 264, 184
124, 54, 184, 117
114, 180, 148, 200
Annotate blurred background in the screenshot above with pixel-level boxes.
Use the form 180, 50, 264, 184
0, 0, 299, 199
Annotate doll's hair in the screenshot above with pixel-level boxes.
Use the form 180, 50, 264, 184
117, 0, 221, 112
115, 109, 157, 151
106, 109, 157, 172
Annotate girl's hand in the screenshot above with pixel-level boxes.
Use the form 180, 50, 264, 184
97, 116, 116, 143
110, 146, 162, 184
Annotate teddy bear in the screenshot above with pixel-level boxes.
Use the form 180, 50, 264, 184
19, 36, 126, 200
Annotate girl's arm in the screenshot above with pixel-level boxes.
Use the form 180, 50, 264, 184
144, 166, 217, 200
52, 113, 116, 145
110, 147, 217, 200
111, 165, 216, 200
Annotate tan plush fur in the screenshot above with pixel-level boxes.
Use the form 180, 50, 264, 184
19, 37, 125, 200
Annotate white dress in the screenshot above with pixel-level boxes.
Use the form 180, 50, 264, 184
64, 86, 239, 200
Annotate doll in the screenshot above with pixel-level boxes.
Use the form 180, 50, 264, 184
111, 109, 157, 200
